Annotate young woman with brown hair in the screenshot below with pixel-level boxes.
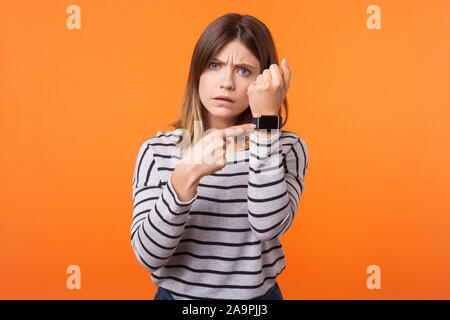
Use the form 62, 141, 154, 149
131, 13, 308, 300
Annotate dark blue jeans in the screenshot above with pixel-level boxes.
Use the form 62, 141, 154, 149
154, 282, 284, 300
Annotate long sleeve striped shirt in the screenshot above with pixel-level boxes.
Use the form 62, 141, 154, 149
130, 128, 308, 300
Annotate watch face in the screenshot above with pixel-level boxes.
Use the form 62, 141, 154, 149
258, 116, 279, 130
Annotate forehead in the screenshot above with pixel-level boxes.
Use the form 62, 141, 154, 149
212, 39, 260, 67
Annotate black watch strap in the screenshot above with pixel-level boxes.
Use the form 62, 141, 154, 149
251, 115, 282, 130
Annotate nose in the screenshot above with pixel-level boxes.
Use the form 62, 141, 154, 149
219, 67, 235, 90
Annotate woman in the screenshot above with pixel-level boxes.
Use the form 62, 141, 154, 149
131, 13, 308, 300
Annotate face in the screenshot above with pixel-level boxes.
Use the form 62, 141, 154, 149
199, 39, 261, 131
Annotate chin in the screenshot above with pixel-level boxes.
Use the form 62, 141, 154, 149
209, 106, 237, 115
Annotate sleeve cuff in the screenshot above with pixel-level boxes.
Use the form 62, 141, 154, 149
167, 174, 198, 206
249, 130, 282, 157
249, 130, 283, 173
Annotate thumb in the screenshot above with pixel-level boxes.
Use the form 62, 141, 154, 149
281, 58, 291, 94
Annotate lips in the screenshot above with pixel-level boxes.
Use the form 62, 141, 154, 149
214, 96, 234, 102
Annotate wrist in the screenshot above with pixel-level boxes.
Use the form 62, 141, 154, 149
175, 162, 201, 186
251, 114, 282, 135
253, 130, 273, 138
252, 112, 278, 117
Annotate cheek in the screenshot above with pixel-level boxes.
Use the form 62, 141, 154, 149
199, 74, 214, 94
237, 81, 253, 100
198, 76, 209, 98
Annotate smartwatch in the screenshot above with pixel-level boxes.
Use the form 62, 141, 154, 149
251, 115, 282, 130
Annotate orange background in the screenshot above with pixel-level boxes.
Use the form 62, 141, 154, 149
1, 0, 449, 299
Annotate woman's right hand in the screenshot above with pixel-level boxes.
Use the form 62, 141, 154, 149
179, 123, 256, 180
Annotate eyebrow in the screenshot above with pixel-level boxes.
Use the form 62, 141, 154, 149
209, 58, 257, 71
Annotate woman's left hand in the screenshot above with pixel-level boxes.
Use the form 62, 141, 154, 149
247, 58, 291, 116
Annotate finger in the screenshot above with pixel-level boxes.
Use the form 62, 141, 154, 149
269, 64, 283, 88
222, 141, 227, 164
211, 137, 227, 163
223, 127, 245, 139
231, 123, 256, 134
256, 74, 264, 86
222, 123, 256, 138
220, 140, 226, 158
262, 69, 272, 83
281, 58, 291, 93
261, 69, 271, 89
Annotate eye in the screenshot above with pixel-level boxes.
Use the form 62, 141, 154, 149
209, 62, 251, 76
209, 62, 219, 69
239, 68, 251, 76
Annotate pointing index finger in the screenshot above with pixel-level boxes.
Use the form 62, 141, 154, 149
222, 123, 256, 138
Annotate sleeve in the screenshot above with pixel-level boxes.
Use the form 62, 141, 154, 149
130, 141, 198, 272
247, 130, 308, 241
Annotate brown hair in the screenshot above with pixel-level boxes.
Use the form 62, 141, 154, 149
168, 13, 289, 151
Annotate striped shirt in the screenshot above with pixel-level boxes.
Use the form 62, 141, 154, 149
130, 128, 308, 300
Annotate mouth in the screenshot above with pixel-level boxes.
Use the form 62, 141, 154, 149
213, 97, 235, 104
